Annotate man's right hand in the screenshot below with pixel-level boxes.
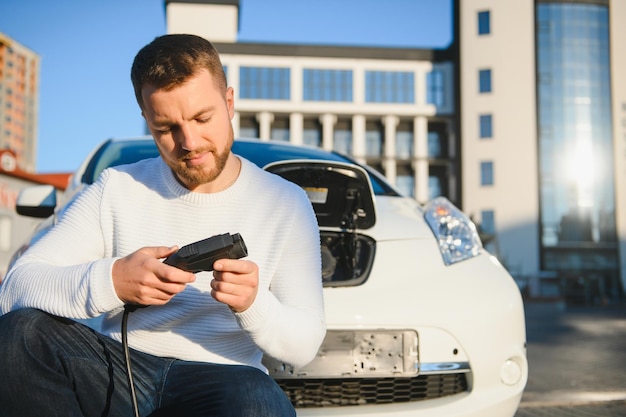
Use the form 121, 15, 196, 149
112, 246, 196, 306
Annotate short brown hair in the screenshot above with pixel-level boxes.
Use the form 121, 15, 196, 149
131, 34, 227, 108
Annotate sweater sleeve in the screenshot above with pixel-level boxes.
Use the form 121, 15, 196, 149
0, 170, 124, 318
234, 186, 326, 369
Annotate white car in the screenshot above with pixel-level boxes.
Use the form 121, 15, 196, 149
11, 137, 527, 417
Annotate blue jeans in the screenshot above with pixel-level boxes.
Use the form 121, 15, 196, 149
0, 309, 295, 417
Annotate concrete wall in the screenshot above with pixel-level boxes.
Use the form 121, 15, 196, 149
459, 0, 540, 280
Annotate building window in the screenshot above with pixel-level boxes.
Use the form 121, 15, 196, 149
239, 115, 259, 139
537, 2, 616, 252
303, 118, 321, 147
429, 165, 448, 199
365, 71, 414, 103
428, 176, 442, 200
479, 69, 492, 93
480, 209, 496, 251
480, 161, 494, 186
271, 117, 289, 142
479, 114, 493, 138
478, 10, 491, 35
426, 70, 445, 106
396, 169, 415, 198
365, 121, 383, 157
333, 120, 352, 154
395, 123, 413, 159
303, 69, 352, 102
239, 67, 290, 100
427, 122, 449, 159
427, 131, 441, 158
480, 210, 495, 234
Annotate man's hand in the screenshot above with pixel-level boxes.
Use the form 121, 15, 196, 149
112, 246, 196, 306
211, 259, 259, 312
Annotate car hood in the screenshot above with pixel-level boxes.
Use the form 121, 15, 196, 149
356, 195, 435, 241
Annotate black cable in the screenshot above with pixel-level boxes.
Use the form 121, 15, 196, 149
122, 305, 140, 417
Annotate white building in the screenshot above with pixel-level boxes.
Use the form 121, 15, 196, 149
165, 0, 626, 303
460, 0, 626, 303
165, 1, 459, 207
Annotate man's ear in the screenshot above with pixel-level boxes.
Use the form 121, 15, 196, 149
226, 87, 235, 119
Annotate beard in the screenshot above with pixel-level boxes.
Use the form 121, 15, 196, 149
166, 129, 234, 187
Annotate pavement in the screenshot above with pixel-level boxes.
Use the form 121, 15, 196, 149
513, 299, 626, 417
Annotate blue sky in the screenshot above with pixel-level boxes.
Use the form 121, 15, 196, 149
0, 0, 452, 173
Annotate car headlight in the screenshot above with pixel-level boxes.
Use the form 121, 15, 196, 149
423, 197, 483, 265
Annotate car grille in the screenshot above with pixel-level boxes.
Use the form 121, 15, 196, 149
276, 373, 469, 408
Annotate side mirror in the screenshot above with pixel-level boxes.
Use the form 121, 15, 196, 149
15, 185, 58, 218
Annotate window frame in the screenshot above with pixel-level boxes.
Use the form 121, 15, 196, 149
480, 161, 494, 186
478, 10, 491, 35
479, 114, 493, 138
479, 69, 492, 93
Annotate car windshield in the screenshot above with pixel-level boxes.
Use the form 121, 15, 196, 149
81, 139, 161, 185
81, 138, 400, 197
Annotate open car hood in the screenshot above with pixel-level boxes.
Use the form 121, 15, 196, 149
264, 160, 376, 230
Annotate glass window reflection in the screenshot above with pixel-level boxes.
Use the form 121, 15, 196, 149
427, 70, 446, 106
480, 114, 493, 138
396, 129, 413, 159
303, 69, 352, 102
334, 120, 352, 155
478, 11, 491, 35
479, 69, 492, 93
240, 67, 290, 100
480, 161, 494, 186
536, 2, 615, 249
365, 71, 415, 103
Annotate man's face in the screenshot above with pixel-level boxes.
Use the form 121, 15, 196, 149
141, 69, 236, 191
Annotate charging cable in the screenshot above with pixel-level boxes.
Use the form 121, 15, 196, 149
122, 305, 140, 417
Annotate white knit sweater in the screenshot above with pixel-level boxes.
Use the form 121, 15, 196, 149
0, 156, 326, 370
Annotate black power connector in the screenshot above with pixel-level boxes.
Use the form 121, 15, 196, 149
122, 233, 248, 417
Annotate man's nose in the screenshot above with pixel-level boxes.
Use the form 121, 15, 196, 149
178, 124, 198, 151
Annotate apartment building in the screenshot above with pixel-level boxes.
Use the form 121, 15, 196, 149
0, 33, 39, 173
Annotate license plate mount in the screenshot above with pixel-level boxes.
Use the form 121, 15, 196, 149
264, 329, 419, 378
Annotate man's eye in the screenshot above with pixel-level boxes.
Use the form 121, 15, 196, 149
197, 118, 210, 124
156, 126, 172, 134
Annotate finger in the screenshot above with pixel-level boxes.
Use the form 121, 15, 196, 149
150, 245, 179, 259
210, 287, 250, 312
212, 271, 257, 292
134, 279, 190, 305
212, 258, 255, 275
158, 263, 197, 284
210, 278, 240, 295
210, 277, 256, 300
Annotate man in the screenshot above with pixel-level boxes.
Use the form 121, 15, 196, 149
0, 34, 326, 416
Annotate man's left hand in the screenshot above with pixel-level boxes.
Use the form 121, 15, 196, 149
210, 259, 259, 312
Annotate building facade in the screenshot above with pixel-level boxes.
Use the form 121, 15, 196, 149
165, 0, 626, 301
165, 1, 460, 207
0, 33, 39, 173
220, 44, 458, 205
460, 0, 626, 302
